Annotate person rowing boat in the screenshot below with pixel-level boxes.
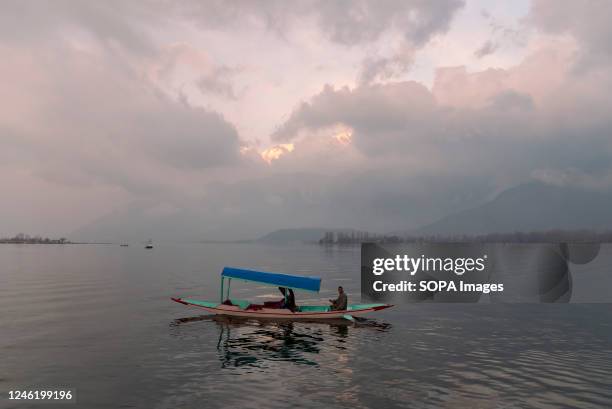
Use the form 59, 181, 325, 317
329, 286, 347, 311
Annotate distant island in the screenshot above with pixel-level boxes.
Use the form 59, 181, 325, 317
0, 233, 70, 244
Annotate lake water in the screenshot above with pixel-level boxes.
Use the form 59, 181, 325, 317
1, 243, 612, 408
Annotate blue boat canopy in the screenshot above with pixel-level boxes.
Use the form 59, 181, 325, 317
221, 267, 321, 293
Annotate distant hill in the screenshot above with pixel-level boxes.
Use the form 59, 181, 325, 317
73, 205, 353, 243
416, 182, 612, 235
71, 203, 209, 242
71, 173, 355, 242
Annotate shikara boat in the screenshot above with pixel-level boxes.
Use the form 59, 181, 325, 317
171, 267, 392, 321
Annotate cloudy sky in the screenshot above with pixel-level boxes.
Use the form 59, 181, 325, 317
1, 0, 611, 239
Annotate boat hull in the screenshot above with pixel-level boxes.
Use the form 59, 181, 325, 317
172, 297, 391, 320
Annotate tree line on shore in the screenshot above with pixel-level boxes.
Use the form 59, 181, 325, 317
0, 233, 70, 244
319, 229, 612, 244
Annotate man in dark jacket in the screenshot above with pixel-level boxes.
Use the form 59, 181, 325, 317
284, 288, 296, 312
330, 286, 347, 310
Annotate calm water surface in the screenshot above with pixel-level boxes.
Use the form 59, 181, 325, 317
1, 243, 612, 408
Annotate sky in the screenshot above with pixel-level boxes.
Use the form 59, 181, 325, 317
1, 0, 611, 240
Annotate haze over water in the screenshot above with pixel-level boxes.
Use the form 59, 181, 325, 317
2, 243, 612, 408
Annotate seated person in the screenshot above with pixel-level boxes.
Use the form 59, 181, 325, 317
263, 287, 289, 309
329, 286, 347, 311
284, 288, 296, 312
262, 287, 297, 312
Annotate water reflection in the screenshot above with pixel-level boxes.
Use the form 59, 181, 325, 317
171, 315, 391, 370
216, 319, 322, 367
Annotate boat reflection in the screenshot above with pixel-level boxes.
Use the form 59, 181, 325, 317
216, 319, 322, 367
171, 315, 391, 370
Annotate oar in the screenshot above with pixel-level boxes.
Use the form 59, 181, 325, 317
342, 314, 355, 322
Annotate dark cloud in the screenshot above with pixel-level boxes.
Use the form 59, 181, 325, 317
141, 102, 240, 169
487, 90, 534, 111
197, 66, 239, 100
272, 81, 438, 153
0, 0, 164, 53
312, 0, 464, 46
352, 0, 464, 84
1, 45, 241, 198
270, 50, 612, 232
0, 0, 463, 51
531, 0, 612, 67
358, 49, 416, 85
180, 0, 464, 46
474, 40, 498, 58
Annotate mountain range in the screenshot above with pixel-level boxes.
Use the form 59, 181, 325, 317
71, 182, 612, 242
415, 182, 612, 236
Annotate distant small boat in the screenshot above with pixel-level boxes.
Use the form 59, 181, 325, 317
145, 240, 153, 249
171, 267, 392, 321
